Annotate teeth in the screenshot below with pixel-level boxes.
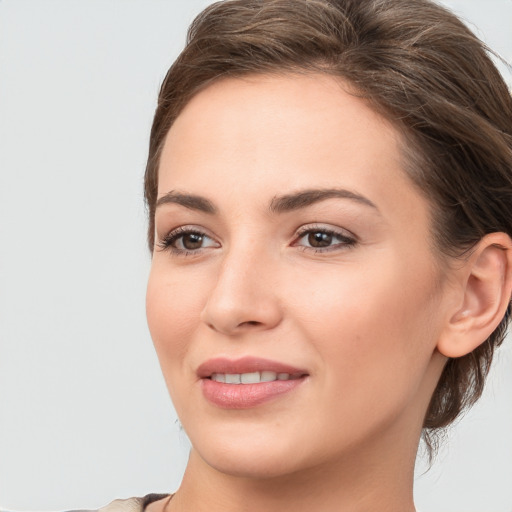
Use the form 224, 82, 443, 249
240, 371, 260, 384
260, 371, 277, 382
211, 371, 294, 384
225, 373, 241, 384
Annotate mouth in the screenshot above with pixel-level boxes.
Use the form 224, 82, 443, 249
209, 371, 303, 384
197, 357, 309, 409
197, 356, 308, 381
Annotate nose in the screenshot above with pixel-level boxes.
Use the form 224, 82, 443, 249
200, 243, 283, 336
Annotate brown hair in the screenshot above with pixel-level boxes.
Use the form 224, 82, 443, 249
144, 0, 512, 452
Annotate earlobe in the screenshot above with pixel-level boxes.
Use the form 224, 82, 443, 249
437, 233, 512, 358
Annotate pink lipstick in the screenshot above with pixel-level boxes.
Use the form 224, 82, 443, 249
197, 357, 308, 409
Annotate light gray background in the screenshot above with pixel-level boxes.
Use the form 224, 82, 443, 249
0, 1, 511, 511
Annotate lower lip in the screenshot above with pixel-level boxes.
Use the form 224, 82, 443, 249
201, 378, 306, 409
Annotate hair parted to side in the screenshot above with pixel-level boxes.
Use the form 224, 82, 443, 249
144, 0, 512, 454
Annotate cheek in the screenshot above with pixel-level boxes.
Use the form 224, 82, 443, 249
146, 263, 204, 369
286, 258, 442, 450
289, 253, 440, 393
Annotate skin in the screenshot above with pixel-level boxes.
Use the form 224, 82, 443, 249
145, 73, 477, 512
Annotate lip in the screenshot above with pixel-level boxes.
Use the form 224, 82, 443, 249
197, 357, 309, 409
197, 356, 307, 378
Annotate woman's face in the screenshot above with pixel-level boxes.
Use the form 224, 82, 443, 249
146, 74, 450, 478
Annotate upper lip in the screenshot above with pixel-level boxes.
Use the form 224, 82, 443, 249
197, 356, 308, 378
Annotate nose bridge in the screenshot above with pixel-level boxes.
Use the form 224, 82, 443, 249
200, 234, 281, 334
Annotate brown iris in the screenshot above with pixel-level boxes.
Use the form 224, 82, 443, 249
308, 231, 333, 248
182, 233, 204, 250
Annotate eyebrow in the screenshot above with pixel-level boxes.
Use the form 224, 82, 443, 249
155, 188, 378, 215
269, 188, 378, 213
156, 191, 217, 214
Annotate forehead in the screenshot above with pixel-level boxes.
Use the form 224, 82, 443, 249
159, 73, 426, 221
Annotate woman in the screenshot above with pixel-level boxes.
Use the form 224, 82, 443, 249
103, 0, 512, 510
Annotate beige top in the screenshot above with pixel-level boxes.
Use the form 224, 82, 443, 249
97, 495, 171, 512
98, 498, 146, 512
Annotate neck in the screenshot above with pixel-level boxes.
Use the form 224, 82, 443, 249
168, 421, 420, 512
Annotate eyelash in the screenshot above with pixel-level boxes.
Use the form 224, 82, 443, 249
157, 226, 218, 256
157, 225, 357, 256
293, 225, 357, 253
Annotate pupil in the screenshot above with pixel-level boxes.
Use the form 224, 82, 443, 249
183, 233, 203, 250
308, 232, 332, 247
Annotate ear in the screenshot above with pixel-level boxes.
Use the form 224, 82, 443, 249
437, 232, 512, 358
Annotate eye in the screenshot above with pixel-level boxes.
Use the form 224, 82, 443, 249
157, 226, 220, 255
293, 226, 357, 252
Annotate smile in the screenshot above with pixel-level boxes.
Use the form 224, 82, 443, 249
210, 371, 301, 384
198, 357, 308, 408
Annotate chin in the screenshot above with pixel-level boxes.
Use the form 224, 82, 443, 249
199, 447, 303, 480
187, 423, 312, 479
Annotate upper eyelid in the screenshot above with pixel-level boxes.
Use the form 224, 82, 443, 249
160, 224, 216, 240
158, 223, 356, 238
295, 223, 357, 239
